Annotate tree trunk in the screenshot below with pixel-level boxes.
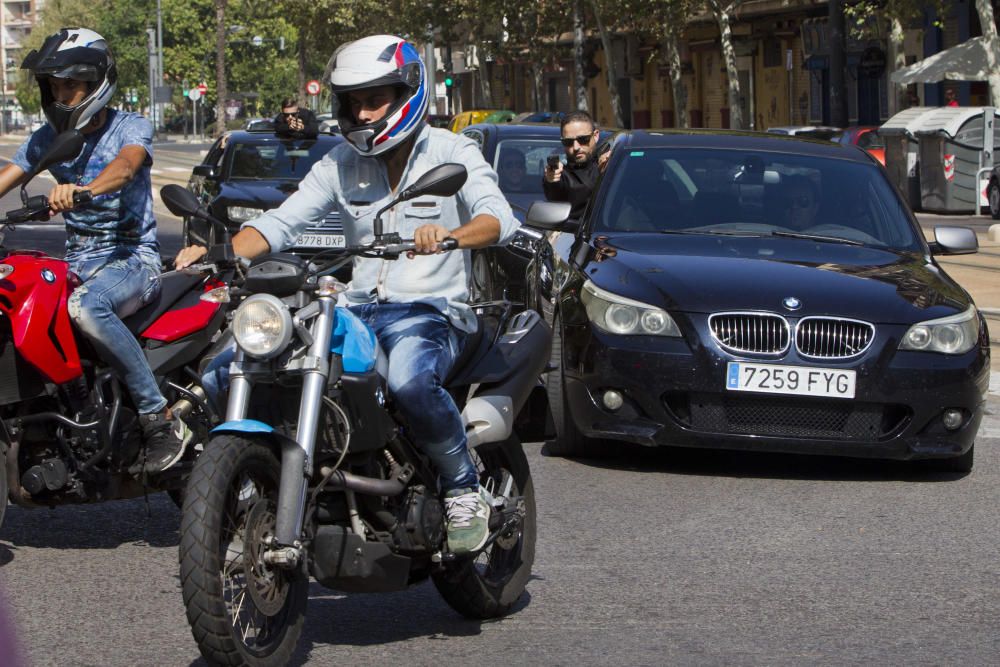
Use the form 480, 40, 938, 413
589, 0, 624, 128
710, 1, 743, 129
662, 33, 688, 128
573, 0, 588, 111
888, 17, 907, 114
213, 0, 228, 138
532, 63, 544, 111
479, 45, 494, 108
297, 33, 308, 106
976, 0, 1000, 105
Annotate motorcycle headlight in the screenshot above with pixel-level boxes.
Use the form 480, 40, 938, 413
232, 294, 293, 359
899, 305, 979, 355
227, 206, 264, 223
581, 280, 681, 336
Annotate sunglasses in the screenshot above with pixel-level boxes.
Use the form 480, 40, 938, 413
561, 134, 593, 147
786, 195, 814, 208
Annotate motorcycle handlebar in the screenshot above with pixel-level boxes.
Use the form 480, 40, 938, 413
2, 189, 93, 224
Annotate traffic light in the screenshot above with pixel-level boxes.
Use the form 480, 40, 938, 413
444, 75, 454, 88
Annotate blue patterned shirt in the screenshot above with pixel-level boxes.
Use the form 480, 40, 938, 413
12, 109, 160, 267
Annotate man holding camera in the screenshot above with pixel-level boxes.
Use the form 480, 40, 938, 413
542, 110, 609, 220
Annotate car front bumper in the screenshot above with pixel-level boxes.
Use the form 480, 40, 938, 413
563, 322, 990, 461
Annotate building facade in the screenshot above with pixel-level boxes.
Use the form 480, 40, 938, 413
444, 0, 990, 131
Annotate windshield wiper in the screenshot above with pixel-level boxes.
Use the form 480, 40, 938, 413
770, 231, 864, 246
659, 229, 763, 237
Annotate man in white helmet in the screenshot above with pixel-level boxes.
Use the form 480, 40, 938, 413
0, 28, 192, 475
176, 35, 519, 554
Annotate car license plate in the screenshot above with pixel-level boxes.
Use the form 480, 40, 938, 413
725, 362, 856, 399
294, 233, 346, 248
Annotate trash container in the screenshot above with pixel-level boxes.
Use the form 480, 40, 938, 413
879, 106, 938, 210
914, 106, 1000, 213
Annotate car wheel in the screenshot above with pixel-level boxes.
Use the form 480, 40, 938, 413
989, 181, 1000, 220
470, 250, 495, 303
544, 314, 604, 458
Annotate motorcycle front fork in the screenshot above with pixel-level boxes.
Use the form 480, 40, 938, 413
224, 296, 337, 553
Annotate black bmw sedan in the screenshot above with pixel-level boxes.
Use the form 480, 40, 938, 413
528, 130, 989, 471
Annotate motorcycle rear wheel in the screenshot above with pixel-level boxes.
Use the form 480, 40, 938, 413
179, 435, 307, 666
0, 451, 7, 530
433, 434, 536, 618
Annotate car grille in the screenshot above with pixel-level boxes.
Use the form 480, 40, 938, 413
665, 393, 909, 441
796, 317, 875, 359
708, 312, 790, 355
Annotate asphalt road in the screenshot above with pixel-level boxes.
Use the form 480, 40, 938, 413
1, 415, 999, 666
1, 138, 999, 665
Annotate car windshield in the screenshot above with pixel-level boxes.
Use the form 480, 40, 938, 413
494, 139, 563, 195
224, 140, 330, 181
597, 147, 921, 250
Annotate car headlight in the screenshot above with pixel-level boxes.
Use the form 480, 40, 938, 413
899, 305, 979, 355
581, 280, 681, 336
232, 294, 293, 359
227, 206, 264, 222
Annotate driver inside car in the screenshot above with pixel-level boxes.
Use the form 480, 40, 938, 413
780, 174, 822, 231
174, 35, 519, 555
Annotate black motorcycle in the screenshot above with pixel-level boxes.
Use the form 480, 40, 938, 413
170, 164, 550, 665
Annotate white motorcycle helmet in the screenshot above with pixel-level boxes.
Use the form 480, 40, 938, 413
21, 28, 118, 134
325, 35, 428, 156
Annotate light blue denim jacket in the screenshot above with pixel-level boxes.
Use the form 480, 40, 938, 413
244, 124, 519, 332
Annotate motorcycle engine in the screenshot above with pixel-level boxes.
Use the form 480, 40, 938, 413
392, 484, 444, 553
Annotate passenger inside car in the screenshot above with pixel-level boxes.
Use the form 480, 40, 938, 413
498, 148, 528, 192
777, 174, 821, 231
613, 163, 680, 232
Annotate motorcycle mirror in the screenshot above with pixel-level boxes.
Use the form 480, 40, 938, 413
21, 130, 85, 203
25, 130, 85, 181
160, 184, 202, 217
399, 163, 468, 201
372, 163, 468, 238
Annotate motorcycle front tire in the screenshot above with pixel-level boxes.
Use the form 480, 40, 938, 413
179, 435, 308, 666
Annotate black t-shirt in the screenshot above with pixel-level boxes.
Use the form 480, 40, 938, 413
542, 158, 600, 220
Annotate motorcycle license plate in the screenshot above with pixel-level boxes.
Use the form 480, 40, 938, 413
725, 362, 856, 399
294, 233, 346, 248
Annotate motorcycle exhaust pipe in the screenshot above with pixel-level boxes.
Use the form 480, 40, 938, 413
318, 465, 406, 496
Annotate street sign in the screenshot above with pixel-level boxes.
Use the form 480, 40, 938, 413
252, 35, 263, 47
188, 88, 202, 102
306, 80, 321, 96
197, 83, 208, 95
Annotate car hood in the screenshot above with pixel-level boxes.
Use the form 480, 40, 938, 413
587, 233, 972, 324
217, 180, 299, 207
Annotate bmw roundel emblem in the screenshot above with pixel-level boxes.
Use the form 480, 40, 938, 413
782, 296, 801, 311
41, 269, 56, 284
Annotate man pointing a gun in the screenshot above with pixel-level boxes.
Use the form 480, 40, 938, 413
542, 110, 610, 220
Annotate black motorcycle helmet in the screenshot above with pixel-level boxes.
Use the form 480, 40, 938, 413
21, 28, 118, 133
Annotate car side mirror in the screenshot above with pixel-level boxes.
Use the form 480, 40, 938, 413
931, 226, 978, 255
193, 164, 218, 179
525, 201, 574, 231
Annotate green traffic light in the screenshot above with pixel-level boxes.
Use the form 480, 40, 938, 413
445, 77, 453, 87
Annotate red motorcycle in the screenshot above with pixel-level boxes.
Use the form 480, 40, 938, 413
0, 132, 236, 527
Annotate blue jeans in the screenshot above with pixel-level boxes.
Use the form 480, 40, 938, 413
68, 253, 166, 414
202, 302, 478, 492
